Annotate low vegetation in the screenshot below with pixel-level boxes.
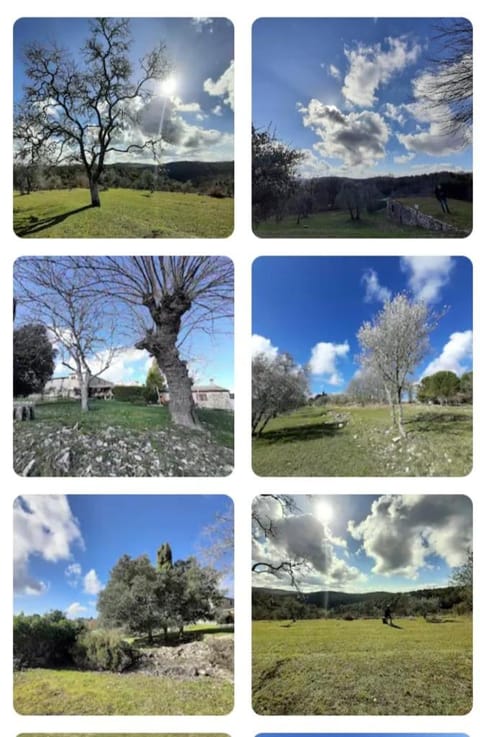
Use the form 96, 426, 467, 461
13, 188, 234, 238
252, 404, 472, 476
252, 617, 472, 715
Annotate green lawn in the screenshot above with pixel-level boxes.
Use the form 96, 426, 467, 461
254, 197, 471, 237
21, 734, 226, 737
13, 188, 234, 238
252, 617, 472, 715
252, 404, 472, 476
22, 399, 234, 449
14, 669, 233, 715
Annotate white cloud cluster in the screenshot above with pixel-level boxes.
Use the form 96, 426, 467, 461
422, 330, 472, 377
342, 36, 421, 107
298, 100, 389, 168
361, 268, 392, 303
308, 341, 349, 385
328, 64, 341, 81
204, 60, 234, 111
83, 569, 103, 595
400, 256, 454, 304
65, 562, 82, 587
65, 602, 88, 619
252, 334, 279, 361
14, 496, 83, 596
191, 18, 214, 33
349, 495, 472, 578
253, 503, 361, 590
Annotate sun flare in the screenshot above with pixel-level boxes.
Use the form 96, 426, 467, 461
313, 499, 334, 525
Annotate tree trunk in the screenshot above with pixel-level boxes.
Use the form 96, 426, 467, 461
89, 178, 101, 207
396, 387, 406, 437
80, 376, 89, 412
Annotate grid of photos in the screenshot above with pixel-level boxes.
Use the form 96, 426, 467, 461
7, 11, 475, 737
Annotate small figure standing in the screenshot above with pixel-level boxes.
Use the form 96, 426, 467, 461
384, 605, 393, 626
434, 184, 450, 214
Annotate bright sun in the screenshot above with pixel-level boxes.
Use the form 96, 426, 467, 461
161, 76, 177, 96
313, 499, 334, 525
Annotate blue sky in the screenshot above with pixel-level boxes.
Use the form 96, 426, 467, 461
253, 18, 472, 177
14, 495, 233, 617
14, 17, 233, 163
252, 256, 472, 395
252, 494, 472, 593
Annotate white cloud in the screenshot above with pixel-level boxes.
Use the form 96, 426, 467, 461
297, 148, 331, 177
211, 104, 223, 117
342, 36, 421, 107
65, 602, 88, 619
400, 256, 454, 303
252, 334, 279, 361
328, 64, 341, 81
308, 341, 350, 385
90, 346, 151, 385
14, 496, 83, 596
393, 152, 415, 164
65, 562, 82, 587
384, 102, 406, 126
361, 269, 392, 303
191, 18, 214, 33
83, 569, 104, 596
171, 96, 202, 114
204, 60, 234, 110
349, 495, 472, 578
422, 330, 472, 377
298, 100, 389, 168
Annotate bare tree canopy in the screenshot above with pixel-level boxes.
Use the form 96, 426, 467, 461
14, 257, 123, 411
14, 17, 170, 207
421, 18, 472, 142
82, 256, 234, 429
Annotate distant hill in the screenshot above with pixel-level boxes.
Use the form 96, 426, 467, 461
252, 584, 465, 620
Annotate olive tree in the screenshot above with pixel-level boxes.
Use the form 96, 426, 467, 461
357, 293, 442, 437
14, 18, 170, 207
13, 323, 56, 397
252, 351, 309, 436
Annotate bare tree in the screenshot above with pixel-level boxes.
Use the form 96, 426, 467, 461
357, 293, 443, 437
85, 256, 234, 429
14, 18, 170, 207
14, 258, 122, 411
422, 19, 472, 142
252, 495, 306, 590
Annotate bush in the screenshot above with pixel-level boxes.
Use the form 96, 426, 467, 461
72, 630, 139, 672
113, 385, 146, 403
13, 611, 84, 669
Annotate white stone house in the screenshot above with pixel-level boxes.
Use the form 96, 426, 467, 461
159, 380, 233, 410
42, 375, 114, 400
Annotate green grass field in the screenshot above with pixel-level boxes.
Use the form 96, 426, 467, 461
14, 669, 233, 715
21, 399, 234, 449
254, 197, 471, 238
13, 188, 234, 238
252, 404, 472, 476
21, 734, 225, 737
252, 617, 472, 714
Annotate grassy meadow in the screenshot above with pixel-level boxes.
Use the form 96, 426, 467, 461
13, 188, 234, 238
252, 617, 472, 715
16, 399, 234, 449
252, 404, 472, 476
14, 669, 233, 715
254, 197, 471, 238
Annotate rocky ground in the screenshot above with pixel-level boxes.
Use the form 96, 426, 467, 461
14, 422, 234, 477
133, 636, 233, 681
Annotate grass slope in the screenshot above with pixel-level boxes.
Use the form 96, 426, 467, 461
21, 734, 226, 737
252, 404, 472, 476
252, 617, 472, 715
19, 399, 234, 449
254, 197, 471, 238
13, 189, 233, 238
14, 669, 233, 715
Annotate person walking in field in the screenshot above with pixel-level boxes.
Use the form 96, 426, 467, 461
383, 604, 393, 626
434, 184, 450, 214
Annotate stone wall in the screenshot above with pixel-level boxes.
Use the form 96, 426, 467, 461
386, 199, 458, 233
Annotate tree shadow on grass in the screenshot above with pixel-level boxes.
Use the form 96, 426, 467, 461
14, 204, 93, 236
258, 421, 345, 445
405, 411, 471, 434
132, 625, 234, 648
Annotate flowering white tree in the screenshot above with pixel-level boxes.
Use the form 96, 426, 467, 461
252, 352, 309, 435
